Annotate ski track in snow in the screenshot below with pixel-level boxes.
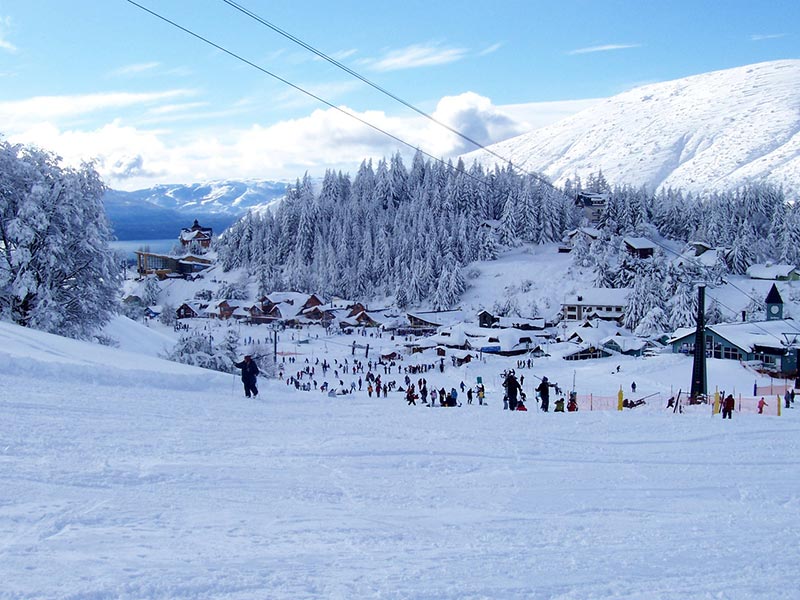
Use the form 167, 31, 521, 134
1, 351, 799, 599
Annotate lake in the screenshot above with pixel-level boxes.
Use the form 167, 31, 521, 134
110, 239, 177, 261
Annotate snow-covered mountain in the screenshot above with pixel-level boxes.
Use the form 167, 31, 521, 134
464, 60, 800, 195
104, 179, 287, 240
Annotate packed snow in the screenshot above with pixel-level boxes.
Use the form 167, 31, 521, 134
464, 60, 800, 197
2, 317, 798, 599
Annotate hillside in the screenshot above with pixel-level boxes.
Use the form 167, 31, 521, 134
1, 319, 799, 598
104, 179, 287, 240
464, 60, 800, 195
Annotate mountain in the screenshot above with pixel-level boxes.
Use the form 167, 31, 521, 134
104, 179, 288, 240
464, 60, 800, 195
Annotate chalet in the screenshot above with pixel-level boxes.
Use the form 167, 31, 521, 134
404, 310, 466, 333
746, 263, 799, 281
179, 219, 213, 248
558, 227, 602, 253
623, 236, 656, 260
575, 192, 608, 226
669, 286, 800, 375
561, 288, 631, 323
341, 310, 382, 328
478, 310, 499, 328
602, 335, 651, 357
176, 302, 208, 319
135, 251, 212, 279
563, 345, 612, 361
451, 350, 474, 366
674, 242, 726, 269
478, 329, 540, 356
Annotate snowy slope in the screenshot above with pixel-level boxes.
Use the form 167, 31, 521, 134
2, 321, 799, 598
464, 60, 800, 195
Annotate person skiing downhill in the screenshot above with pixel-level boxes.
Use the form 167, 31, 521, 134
234, 355, 260, 398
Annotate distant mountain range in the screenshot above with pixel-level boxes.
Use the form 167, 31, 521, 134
464, 60, 800, 195
104, 180, 287, 240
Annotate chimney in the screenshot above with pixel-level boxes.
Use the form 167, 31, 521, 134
577, 295, 583, 301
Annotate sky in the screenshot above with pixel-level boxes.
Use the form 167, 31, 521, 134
0, 0, 798, 190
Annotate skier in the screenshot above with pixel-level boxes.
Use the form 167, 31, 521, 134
631, 381, 637, 393
466, 387, 474, 405
722, 394, 735, 419
406, 384, 417, 406
758, 397, 768, 414
536, 376, 555, 412
503, 370, 521, 411
233, 355, 260, 399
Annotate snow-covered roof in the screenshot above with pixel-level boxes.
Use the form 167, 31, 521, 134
602, 335, 648, 353
746, 263, 797, 280
407, 310, 467, 327
565, 320, 626, 345
623, 236, 656, 250
670, 319, 800, 353
263, 292, 313, 306
565, 227, 601, 240
495, 316, 546, 329
563, 288, 631, 307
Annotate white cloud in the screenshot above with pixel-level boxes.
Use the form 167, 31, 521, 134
0, 16, 17, 52
749, 33, 786, 41
5, 92, 597, 190
0, 90, 195, 129
567, 43, 641, 55
478, 43, 503, 57
109, 62, 161, 77
361, 43, 468, 71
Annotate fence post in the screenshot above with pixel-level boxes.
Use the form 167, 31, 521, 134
618, 387, 624, 411
778, 395, 782, 417
590, 393, 593, 411
713, 388, 720, 415
738, 393, 742, 412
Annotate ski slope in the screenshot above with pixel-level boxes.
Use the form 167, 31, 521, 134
1, 321, 798, 599
464, 60, 800, 196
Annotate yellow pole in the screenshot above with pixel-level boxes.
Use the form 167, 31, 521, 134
618, 386, 624, 411
713, 389, 720, 415
778, 395, 782, 417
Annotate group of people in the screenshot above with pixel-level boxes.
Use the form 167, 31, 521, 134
500, 371, 575, 413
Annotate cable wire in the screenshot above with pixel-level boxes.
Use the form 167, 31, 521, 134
219, 0, 556, 189
124, 0, 503, 191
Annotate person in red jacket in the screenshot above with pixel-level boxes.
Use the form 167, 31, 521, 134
758, 397, 768, 414
722, 394, 735, 419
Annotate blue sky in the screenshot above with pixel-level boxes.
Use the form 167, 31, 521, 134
0, 0, 798, 189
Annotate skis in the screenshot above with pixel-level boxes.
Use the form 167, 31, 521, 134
673, 389, 682, 413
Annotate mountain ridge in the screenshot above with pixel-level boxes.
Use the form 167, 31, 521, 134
464, 60, 800, 195
103, 179, 288, 240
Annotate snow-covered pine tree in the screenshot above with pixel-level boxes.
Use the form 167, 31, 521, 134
634, 305, 669, 337
142, 275, 161, 307
0, 141, 120, 338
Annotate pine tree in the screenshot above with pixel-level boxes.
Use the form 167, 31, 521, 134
0, 142, 120, 338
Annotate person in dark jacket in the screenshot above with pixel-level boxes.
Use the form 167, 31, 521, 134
234, 355, 260, 398
503, 371, 521, 411
722, 394, 735, 419
536, 376, 555, 412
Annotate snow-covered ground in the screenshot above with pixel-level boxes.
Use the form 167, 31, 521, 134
2, 320, 798, 599
464, 59, 800, 196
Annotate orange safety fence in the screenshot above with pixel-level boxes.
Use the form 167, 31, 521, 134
575, 394, 621, 411
754, 382, 794, 396
735, 395, 783, 416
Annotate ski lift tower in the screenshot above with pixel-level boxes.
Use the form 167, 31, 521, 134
690, 284, 707, 402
